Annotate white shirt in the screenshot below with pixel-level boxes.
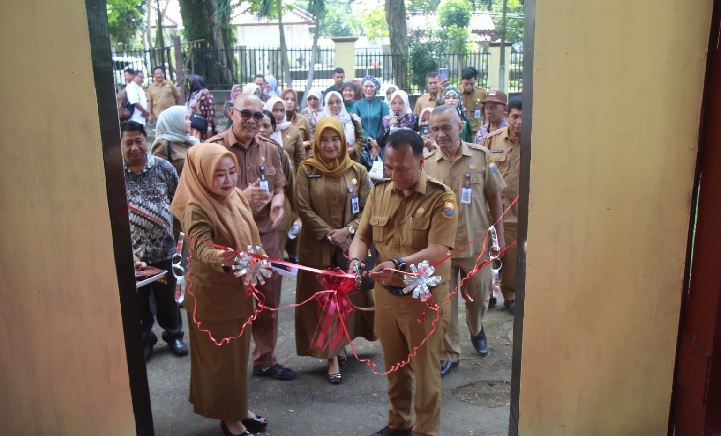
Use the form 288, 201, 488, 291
126, 81, 148, 125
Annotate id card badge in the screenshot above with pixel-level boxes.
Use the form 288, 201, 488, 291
460, 185, 472, 204
351, 196, 360, 214
259, 179, 269, 191
474, 109, 481, 119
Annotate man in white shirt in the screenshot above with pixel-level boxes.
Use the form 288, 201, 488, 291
126, 69, 150, 125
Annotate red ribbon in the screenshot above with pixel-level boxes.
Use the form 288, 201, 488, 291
311, 273, 360, 352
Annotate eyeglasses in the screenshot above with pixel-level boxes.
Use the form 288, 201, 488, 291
236, 109, 264, 121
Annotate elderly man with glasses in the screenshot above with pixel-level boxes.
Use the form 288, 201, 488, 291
207, 94, 297, 381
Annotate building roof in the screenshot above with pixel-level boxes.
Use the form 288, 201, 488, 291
407, 12, 495, 34
232, 5, 316, 26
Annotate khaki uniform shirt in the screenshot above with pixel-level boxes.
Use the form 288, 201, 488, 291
413, 93, 439, 115
461, 86, 487, 135
279, 124, 306, 171
356, 171, 458, 288
147, 79, 180, 118
483, 126, 520, 223
424, 140, 507, 258
207, 130, 287, 234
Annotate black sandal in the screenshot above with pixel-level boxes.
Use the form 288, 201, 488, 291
327, 372, 342, 385
240, 415, 268, 433
220, 421, 251, 436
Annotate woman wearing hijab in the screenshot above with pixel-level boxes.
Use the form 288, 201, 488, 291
186, 74, 216, 141
263, 74, 280, 100
171, 143, 269, 436
223, 85, 243, 131
321, 91, 364, 163
151, 105, 199, 176
418, 106, 437, 153
300, 87, 324, 140
439, 86, 474, 142
375, 89, 419, 154
280, 88, 311, 150
383, 83, 399, 109
264, 96, 305, 263
242, 83, 262, 98
263, 97, 305, 170
352, 76, 389, 169
294, 117, 375, 385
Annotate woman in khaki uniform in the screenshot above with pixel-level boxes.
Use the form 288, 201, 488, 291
294, 117, 375, 385
264, 96, 305, 261
171, 143, 268, 436
280, 88, 311, 149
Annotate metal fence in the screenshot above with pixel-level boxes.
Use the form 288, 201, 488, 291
188, 46, 336, 91
113, 45, 513, 95
111, 46, 175, 90
508, 47, 523, 93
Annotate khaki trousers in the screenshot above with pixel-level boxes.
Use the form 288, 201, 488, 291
502, 223, 517, 301
252, 230, 283, 367
441, 255, 491, 362
375, 284, 450, 436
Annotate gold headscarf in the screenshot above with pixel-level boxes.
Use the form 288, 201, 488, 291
300, 117, 355, 178
170, 143, 261, 251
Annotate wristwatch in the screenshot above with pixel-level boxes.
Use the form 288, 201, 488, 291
392, 257, 407, 271
347, 225, 356, 235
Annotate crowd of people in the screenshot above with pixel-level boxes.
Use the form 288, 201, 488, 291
119, 64, 522, 436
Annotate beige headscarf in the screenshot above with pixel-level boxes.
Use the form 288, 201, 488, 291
300, 117, 355, 178
171, 143, 261, 251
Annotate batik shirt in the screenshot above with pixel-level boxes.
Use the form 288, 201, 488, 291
124, 154, 178, 264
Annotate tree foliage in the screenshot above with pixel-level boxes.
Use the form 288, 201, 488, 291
320, 1, 361, 37
360, 5, 388, 43
480, 0, 524, 44
407, 0, 442, 13
438, 0, 473, 53
107, 0, 146, 50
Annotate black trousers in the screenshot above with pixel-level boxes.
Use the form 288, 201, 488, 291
138, 258, 183, 345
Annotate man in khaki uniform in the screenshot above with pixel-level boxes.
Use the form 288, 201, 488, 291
413, 72, 441, 115
146, 66, 181, 123
482, 95, 522, 314
207, 94, 297, 380
348, 129, 457, 436
424, 105, 506, 376
459, 67, 488, 136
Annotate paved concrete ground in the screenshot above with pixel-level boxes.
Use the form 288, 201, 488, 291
146, 276, 514, 435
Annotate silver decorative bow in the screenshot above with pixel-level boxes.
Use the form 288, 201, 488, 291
232, 245, 272, 287
403, 260, 442, 301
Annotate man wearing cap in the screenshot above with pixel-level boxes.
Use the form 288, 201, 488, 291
424, 105, 506, 377
473, 90, 508, 146
459, 67, 488, 136
482, 95, 522, 315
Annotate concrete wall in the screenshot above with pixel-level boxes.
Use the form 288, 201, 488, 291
0, 0, 136, 433
518, 0, 712, 433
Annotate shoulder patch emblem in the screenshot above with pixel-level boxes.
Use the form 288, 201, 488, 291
442, 201, 455, 218
488, 161, 498, 173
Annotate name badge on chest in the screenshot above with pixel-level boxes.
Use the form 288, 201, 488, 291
460, 172, 472, 204
349, 184, 360, 214
259, 164, 269, 191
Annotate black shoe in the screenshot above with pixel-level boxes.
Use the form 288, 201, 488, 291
489, 296, 497, 308
143, 343, 154, 362
471, 328, 489, 357
240, 415, 268, 433
504, 299, 515, 315
167, 339, 188, 356
370, 425, 412, 436
253, 363, 297, 381
327, 372, 342, 385
440, 360, 459, 377
219, 421, 250, 436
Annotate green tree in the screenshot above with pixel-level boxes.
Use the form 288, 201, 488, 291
256, 0, 293, 88
178, 0, 234, 85
407, 0, 442, 13
385, 0, 408, 89
107, 0, 146, 50
360, 6, 388, 43
320, 1, 361, 37
438, 0, 474, 53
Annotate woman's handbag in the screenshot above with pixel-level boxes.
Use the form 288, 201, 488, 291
368, 157, 385, 181
189, 113, 208, 131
